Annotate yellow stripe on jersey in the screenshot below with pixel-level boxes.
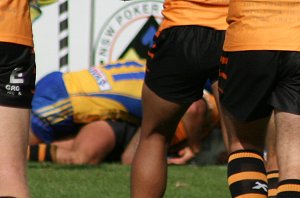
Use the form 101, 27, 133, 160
34, 99, 73, 125
35, 99, 71, 114
63, 60, 145, 124
46, 108, 73, 125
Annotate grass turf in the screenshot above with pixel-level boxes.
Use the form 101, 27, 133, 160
28, 162, 230, 198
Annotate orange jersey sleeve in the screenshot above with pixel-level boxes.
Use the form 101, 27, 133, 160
171, 120, 187, 146
0, 1, 33, 47
159, 0, 229, 32
224, 0, 300, 51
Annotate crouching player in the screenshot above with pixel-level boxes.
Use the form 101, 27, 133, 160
27, 60, 221, 165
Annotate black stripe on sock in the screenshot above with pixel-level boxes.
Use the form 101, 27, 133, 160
230, 179, 268, 197
45, 145, 52, 161
228, 157, 265, 176
279, 179, 300, 185
278, 191, 300, 198
29, 145, 39, 161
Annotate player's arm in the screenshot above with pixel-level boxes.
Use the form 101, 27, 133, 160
168, 99, 208, 165
182, 99, 208, 156
167, 146, 196, 165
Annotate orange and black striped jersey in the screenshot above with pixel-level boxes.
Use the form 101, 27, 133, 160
159, 0, 229, 32
224, 0, 300, 51
0, 1, 33, 47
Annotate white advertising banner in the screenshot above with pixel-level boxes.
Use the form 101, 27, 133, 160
93, 0, 163, 65
33, 0, 163, 80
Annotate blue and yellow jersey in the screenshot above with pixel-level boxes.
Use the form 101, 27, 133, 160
63, 60, 145, 124
31, 60, 145, 143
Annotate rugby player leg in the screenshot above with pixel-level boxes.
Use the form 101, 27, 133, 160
218, 51, 280, 197
124, 98, 209, 166
131, 84, 190, 198
167, 99, 207, 165
211, 81, 229, 152
182, 98, 207, 154
52, 138, 74, 149
265, 112, 278, 172
265, 112, 279, 198
54, 120, 116, 165
221, 107, 268, 153
222, 106, 269, 197
0, 107, 31, 197
0, 44, 35, 197
275, 111, 300, 196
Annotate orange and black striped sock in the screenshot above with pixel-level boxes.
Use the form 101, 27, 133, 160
27, 144, 56, 162
228, 150, 268, 198
267, 170, 279, 198
277, 179, 300, 198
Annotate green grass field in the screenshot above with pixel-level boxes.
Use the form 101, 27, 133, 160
28, 162, 230, 198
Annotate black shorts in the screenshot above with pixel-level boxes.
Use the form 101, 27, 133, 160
219, 51, 300, 121
105, 120, 138, 162
0, 43, 36, 108
145, 26, 225, 104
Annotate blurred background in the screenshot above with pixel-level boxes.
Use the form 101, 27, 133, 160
32, 0, 164, 80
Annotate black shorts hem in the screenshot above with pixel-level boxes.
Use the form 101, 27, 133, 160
271, 103, 300, 115
145, 80, 199, 104
221, 102, 272, 122
0, 97, 32, 109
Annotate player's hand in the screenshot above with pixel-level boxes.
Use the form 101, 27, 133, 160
167, 147, 195, 165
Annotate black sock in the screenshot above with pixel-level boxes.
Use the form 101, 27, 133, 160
227, 150, 268, 197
